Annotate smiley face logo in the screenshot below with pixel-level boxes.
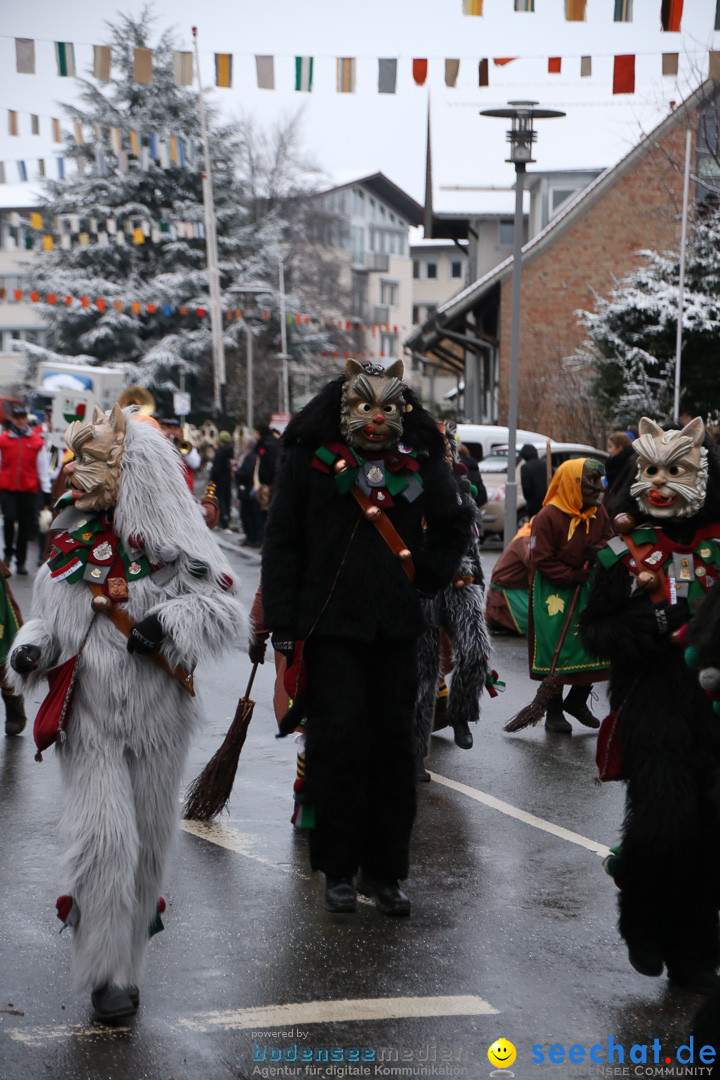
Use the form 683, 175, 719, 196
488, 1039, 517, 1070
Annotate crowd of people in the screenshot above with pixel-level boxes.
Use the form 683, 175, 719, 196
5, 368, 720, 1042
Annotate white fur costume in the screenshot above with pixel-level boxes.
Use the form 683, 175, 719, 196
8, 411, 247, 993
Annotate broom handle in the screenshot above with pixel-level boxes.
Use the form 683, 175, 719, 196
548, 568, 587, 677
243, 661, 260, 701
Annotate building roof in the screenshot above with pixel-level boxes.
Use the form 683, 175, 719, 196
320, 171, 424, 226
0, 183, 45, 211
406, 83, 707, 355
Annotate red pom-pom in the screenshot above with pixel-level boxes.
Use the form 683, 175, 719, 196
56, 895, 73, 923
157, 897, 166, 914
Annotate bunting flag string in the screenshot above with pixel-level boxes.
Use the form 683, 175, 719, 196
4, 26, 714, 92
0, 285, 411, 344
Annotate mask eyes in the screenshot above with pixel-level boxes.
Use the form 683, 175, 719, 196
356, 402, 372, 414
668, 464, 686, 477
644, 463, 686, 478
383, 404, 397, 415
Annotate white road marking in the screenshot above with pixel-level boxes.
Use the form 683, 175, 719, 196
174, 994, 498, 1032
429, 772, 612, 858
8, 1024, 132, 1047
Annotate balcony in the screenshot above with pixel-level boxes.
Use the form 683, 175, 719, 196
373, 305, 390, 324
351, 251, 390, 272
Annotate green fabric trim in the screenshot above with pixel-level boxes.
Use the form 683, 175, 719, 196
314, 445, 336, 468
0, 579, 20, 665
385, 470, 408, 496
531, 574, 608, 677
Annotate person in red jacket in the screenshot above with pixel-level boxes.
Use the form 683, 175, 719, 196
0, 404, 50, 575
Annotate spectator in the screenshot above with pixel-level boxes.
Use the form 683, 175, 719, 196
210, 431, 235, 530
519, 444, 548, 519
0, 404, 51, 575
236, 436, 263, 548
158, 417, 201, 492
603, 430, 636, 523
486, 522, 532, 634
253, 423, 280, 516
457, 444, 487, 509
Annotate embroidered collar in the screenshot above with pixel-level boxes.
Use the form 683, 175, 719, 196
312, 442, 424, 508
47, 492, 158, 594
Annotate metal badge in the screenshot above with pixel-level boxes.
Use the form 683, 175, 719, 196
82, 562, 111, 583
697, 565, 707, 578
645, 550, 664, 566
365, 463, 385, 487
108, 577, 128, 600
128, 562, 142, 576
92, 541, 113, 562
673, 553, 694, 582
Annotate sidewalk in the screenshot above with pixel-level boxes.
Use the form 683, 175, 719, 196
213, 525, 262, 564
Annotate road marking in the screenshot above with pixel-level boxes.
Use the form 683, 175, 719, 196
181, 819, 313, 879
7, 995, 498, 1046
180, 820, 373, 904
174, 994, 498, 1032
429, 772, 612, 858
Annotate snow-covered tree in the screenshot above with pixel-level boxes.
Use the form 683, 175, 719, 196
573, 209, 720, 428
27, 10, 349, 420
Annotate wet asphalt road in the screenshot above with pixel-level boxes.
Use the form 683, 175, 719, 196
0, 537, 711, 1080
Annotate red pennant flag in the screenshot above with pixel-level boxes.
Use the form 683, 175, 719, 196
46, 294, 56, 305
13, 289, 23, 301
196, 307, 206, 317
613, 54, 635, 94
493, 58, 517, 66
548, 57, 562, 73
30, 291, 39, 302
64, 296, 72, 306
95, 298, 106, 311
146, 303, 156, 314
661, 0, 683, 31
413, 59, 428, 85
80, 297, 89, 308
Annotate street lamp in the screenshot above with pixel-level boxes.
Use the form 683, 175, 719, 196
480, 101, 564, 544
227, 283, 268, 432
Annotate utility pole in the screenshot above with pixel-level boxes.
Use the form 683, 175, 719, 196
192, 27, 225, 417
277, 260, 291, 414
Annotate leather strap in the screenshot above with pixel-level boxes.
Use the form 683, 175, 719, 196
349, 486, 415, 582
88, 584, 195, 696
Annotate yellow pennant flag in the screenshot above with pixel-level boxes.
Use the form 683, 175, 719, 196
133, 228, 145, 245
43, 235, 53, 251
129, 130, 140, 156
462, 0, 483, 13
169, 135, 178, 163
78, 233, 90, 247
30, 212, 43, 229
215, 53, 233, 88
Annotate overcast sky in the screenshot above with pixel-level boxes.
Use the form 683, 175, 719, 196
1, 0, 719, 209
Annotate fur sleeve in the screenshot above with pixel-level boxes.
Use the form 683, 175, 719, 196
5, 617, 60, 693
413, 455, 474, 595
150, 588, 248, 671
580, 559, 662, 669
260, 444, 310, 634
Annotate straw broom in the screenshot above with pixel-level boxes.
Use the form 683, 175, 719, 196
183, 662, 259, 821
504, 581, 583, 733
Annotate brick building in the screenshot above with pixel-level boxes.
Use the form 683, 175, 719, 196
406, 83, 714, 441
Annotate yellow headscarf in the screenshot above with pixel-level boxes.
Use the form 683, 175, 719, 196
542, 457, 597, 540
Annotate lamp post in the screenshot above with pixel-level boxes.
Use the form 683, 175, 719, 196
227, 284, 268, 432
277, 259, 292, 415
480, 101, 564, 544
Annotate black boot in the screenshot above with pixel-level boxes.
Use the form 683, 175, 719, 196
563, 686, 600, 729
91, 984, 137, 1023
357, 873, 411, 916
3, 689, 26, 736
452, 719, 473, 749
324, 877, 357, 913
545, 691, 572, 734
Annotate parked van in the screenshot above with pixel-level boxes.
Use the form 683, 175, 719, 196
455, 424, 552, 462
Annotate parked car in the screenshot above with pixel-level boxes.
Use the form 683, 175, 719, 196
479, 441, 609, 540
455, 423, 551, 462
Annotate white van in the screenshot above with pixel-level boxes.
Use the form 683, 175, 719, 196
455, 424, 551, 462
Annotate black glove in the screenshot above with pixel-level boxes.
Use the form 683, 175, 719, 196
127, 613, 165, 655
653, 598, 690, 636
571, 566, 590, 586
271, 633, 295, 662
10, 644, 41, 674
248, 640, 267, 665
43, 491, 54, 508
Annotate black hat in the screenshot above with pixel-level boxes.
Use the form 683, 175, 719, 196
10, 403, 28, 417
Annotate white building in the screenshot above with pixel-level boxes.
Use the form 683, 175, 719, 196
0, 185, 47, 387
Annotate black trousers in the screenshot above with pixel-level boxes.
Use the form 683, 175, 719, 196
0, 490, 38, 568
303, 635, 418, 882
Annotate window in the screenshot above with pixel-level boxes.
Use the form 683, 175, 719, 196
380, 331, 397, 356
350, 225, 365, 264
551, 188, 575, 212
412, 259, 420, 279
499, 220, 514, 245
451, 260, 463, 279
426, 260, 437, 280
381, 280, 399, 307
412, 304, 422, 324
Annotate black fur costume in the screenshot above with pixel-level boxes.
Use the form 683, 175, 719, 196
261, 374, 471, 883
581, 441, 720, 988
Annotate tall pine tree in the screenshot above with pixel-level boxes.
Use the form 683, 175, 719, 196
28, 11, 346, 419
